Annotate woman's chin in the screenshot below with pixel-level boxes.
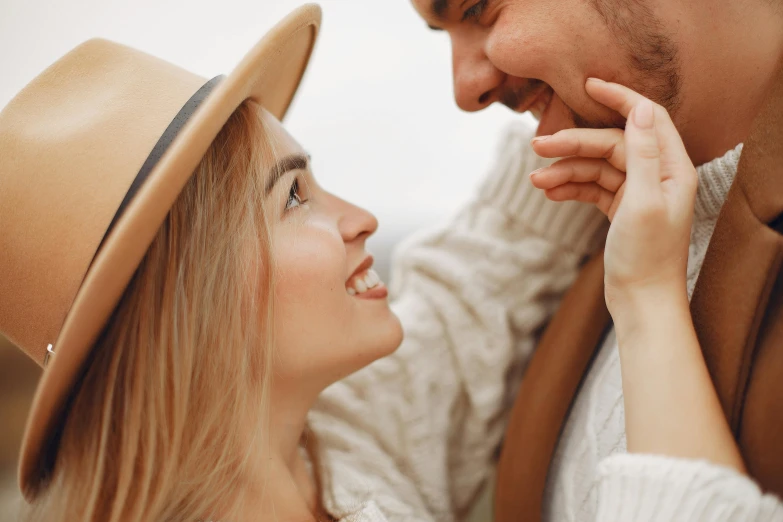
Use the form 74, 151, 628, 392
380, 311, 404, 356
348, 310, 404, 375
364, 310, 404, 360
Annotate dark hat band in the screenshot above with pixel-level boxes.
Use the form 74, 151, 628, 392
39, 68, 224, 471
98, 74, 226, 252
42, 75, 226, 369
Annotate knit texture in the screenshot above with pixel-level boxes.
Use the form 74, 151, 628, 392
544, 143, 745, 522
308, 130, 779, 521
596, 455, 783, 521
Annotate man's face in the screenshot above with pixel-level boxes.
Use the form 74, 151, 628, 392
411, 0, 683, 136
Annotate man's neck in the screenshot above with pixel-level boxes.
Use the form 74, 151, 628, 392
675, 0, 783, 166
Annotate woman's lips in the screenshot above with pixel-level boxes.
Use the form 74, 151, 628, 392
354, 283, 388, 300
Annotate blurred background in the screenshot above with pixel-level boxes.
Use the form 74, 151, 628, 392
0, 0, 537, 519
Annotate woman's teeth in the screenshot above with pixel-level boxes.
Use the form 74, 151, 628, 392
347, 269, 382, 296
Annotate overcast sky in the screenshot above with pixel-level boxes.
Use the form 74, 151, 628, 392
1, 0, 536, 241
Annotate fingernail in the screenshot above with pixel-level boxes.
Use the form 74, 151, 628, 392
587, 77, 605, 84
531, 135, 550, 144
633, 99, 654, 129
529, 167, 546, 177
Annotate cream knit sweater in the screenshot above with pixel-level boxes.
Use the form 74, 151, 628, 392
308, 123, 783, 522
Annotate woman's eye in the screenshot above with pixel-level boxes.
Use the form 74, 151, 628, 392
285, 178, 304, 211
461, 0, 488, 22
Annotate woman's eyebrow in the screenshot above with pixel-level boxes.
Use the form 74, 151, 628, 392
265, 153, 309, 195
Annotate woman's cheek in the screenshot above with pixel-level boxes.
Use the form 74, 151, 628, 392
272, 230, 347, 314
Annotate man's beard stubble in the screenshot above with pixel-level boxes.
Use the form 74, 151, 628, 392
502, 0, 683, 131
585, 0, 683, 125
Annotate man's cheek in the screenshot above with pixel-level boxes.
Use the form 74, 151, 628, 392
487, 23, 552, 78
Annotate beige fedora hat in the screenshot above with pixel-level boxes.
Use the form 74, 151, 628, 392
0, 3, 321, 499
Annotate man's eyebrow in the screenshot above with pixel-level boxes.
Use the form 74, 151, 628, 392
431, 0, 450, 18
265, 153, 309, 196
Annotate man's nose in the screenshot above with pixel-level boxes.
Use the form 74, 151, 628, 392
451, 35, 505, 112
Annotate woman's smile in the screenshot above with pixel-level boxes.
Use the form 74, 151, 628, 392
346, 268, 387, 298
345, 255, 388, 298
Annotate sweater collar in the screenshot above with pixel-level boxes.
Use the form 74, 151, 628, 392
694, 143, 743, 222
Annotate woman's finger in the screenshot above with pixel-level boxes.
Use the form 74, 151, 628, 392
530, 157, 626, 193
531, 128, 626, 172
544, 182, 617, 218
585, 78, 651, 120
585, 79, 692, 169
624, 99, 663, 198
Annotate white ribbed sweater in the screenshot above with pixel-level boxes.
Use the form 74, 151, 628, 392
308, 123, 783, 522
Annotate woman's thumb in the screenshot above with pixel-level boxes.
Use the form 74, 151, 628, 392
625, 99, 662, 197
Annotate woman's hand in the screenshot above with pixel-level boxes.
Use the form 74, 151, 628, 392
529, 79, 698, 312
529, 79, 747, 472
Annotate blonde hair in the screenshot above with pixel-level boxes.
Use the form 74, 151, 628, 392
22, 100, 279, 522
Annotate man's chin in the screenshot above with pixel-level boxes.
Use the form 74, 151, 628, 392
532, 91, 576, 137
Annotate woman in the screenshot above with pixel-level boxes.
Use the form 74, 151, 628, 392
0, 5, 780, 522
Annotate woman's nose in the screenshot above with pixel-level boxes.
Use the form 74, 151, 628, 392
334, 196, 379, 244
451, 33, 505, 112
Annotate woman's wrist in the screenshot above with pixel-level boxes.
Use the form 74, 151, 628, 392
605, 278, 690, 339
607, 278, 747, 472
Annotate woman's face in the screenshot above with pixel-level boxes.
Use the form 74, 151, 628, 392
257, 109, 403, 394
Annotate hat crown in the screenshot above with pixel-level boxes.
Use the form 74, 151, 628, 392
0, 39, 205, 365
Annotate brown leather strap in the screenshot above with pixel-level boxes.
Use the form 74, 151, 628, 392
494, 251, 611, 522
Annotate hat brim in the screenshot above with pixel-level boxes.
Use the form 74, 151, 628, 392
19, 3, 321, 498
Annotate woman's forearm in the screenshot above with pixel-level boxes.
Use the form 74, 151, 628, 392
610, 285, 746, 473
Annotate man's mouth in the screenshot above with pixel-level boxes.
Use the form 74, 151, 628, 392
528, 86, 554, 121
501, 82, 570, 136
502, 82, 556, 124
501, 80, 545, 112
518, 84, 563, 137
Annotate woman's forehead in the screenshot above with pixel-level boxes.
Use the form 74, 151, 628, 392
256, 106, 306, 157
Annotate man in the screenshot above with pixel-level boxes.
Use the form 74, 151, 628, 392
408, 0, 783, 520
411, 0, 780, 163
